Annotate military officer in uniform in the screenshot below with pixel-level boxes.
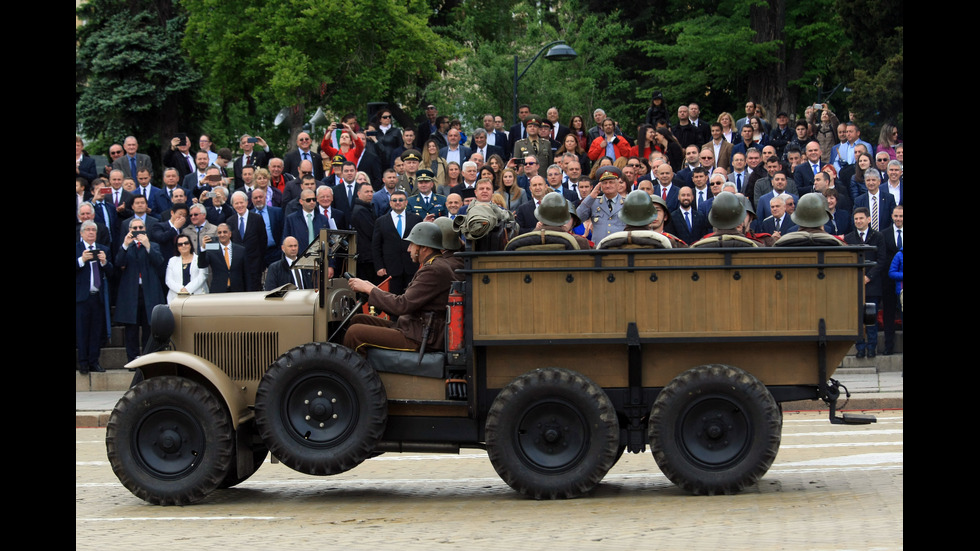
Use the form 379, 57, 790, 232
596, 190, 673, 249
512, 115, 552, 178
406, 170, 447, 219
576, 166, 626, 244
397, 149, 422, 194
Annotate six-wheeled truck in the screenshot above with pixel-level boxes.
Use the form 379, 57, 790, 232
106, 229, 876, 505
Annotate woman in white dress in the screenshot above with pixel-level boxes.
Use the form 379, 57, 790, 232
165, 234, 209, 304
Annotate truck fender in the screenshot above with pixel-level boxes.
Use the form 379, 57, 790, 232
125, 351, 252, 430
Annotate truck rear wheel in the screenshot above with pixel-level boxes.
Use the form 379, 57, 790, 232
106, 376, 235, 505
648, 364, 781, 495
254, 343, 387, 476
486, 368, 620, 499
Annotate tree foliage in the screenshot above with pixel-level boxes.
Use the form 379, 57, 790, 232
76, 0, 202, 159
424, 0, 633, 130
182, 0, 463, 145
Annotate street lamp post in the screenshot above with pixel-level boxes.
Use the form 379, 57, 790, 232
512, 41, 577, 126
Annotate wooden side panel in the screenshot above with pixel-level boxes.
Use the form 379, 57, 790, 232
485, 341, 853, 390
469, 250, 861, 341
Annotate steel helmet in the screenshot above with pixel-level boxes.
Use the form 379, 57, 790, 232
403, 221, 444, 249
791, 193, 831, 228
534, 192, 572, 226
707, 191, 746, 230
618, 190, 659, 227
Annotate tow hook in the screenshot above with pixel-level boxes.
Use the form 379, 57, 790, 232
824, 378, 877, 425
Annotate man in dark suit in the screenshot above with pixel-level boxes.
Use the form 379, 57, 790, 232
249, 187, 284, 267
510, 104, 531, 143
121, 194, 161, 239
283, 131, 325, 182
756, 173, 799, 220
793, 141, 825, 197
76, 202, 112, 251
149, 201, 188, 261
316, 185, 348, 230
153, 168, 183, 214
478, 114, 509, 160
106, 169, 136, 222
652, 163, 681, 211
89, 180, 119, 258
667, 186, 709, 245
198, 223, 246, 293
77, 136, 99, 184
112, 136, 153, 180
233, 134, 272, 189
114, 218, 166, 361
439, 128, 471, 166
76, 221, 113, 374
284, 189, 329, 250
853, 170, 895, 232
162, 134, 197, 181
181, 151, 213, 198
203, 187, 234, 226
265, 236, 315, 290
331, 162, 360, 217
758, 194, 798, 236
227, 190, 268, 291
844, 207, 887, 358
372, 189, 421, 295
879, 205, 904, 354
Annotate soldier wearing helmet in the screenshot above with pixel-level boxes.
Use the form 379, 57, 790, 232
691, 191, 760, 247
344, 221, 465, 355
596, 190, 674, 249
505, 192, 591, 250
772, 193, 844, 247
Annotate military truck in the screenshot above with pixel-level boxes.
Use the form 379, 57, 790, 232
106, 229, 876, 505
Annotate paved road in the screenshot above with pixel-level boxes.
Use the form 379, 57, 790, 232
76, 410, 903, 550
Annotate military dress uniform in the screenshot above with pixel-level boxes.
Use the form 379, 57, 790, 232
408, 193, 448, 219
512, 137, 552, 177
576, 194, 626, 244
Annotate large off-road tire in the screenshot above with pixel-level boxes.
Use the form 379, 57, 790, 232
254, 343, 387, 476
648, 364, 781, 495
486, 368, 620, 499
106, 376, 234, 506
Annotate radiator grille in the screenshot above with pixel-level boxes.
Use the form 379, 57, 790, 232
193, 331, 279, 381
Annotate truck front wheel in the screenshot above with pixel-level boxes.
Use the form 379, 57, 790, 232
106, 376, 235, 505
486, 368, 620, 499
648, 364, 781, 495
254, 343, 387, 476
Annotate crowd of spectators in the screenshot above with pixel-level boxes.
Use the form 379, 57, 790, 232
76, 96, 904, 370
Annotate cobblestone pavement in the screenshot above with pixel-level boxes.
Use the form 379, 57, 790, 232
76, 411, 903, 550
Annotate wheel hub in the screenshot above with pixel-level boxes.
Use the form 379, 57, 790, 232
516, 402, 587, 473
284, 374, 357, 446
679, 397, 750, 468
135, 408, 204, 478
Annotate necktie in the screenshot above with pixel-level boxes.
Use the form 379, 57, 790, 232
306, 213, 314, 244
699, 190, 705, 205
736, 173, 742, 192
812, 163, 819, 175
223, 246, 231, 286
239, 215, 245, 238
303, 152, 310, 163
870, 196, 879, 231
348, 185, 354, 204
293, 261, 303, 289
685, 211, 692, 231
186, 155, 193, 173
129, 156, 137, 179
896, 229, 902, 249
195, 226, 202, 251
608, 198, 614, 213
396, 214, 403, 237
532, 140, 538, 155
860, 231, 866, 242
661, 187, 667, 200
424, 196, 429, 206
113, 191, 120, 208
90, 245, 101, 290
776, 217, 781, 231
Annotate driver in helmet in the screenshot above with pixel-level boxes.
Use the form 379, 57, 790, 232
344, 221, 464, 354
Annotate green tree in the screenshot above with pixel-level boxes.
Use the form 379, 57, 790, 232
76, 0, 203, 166
182, 0, 463, 148
425, 0, 634, 132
